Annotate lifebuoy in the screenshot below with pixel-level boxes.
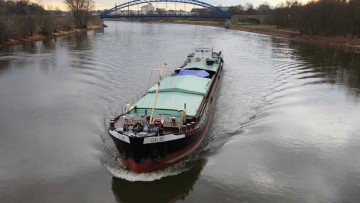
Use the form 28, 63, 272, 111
195, 57, 201, 62
153, 119, 163, 128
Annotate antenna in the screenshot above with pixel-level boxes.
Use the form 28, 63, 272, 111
149, 63, 167, 124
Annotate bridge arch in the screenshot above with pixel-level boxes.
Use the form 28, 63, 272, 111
100, 0, 231, 19
232, 15, 266, 25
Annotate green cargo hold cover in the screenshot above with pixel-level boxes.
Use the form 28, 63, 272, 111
148, 75, 211, 96
128, 49, 219, 117
130, 92, 204, 117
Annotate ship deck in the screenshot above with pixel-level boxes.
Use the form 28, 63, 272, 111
127, 48, 222, 118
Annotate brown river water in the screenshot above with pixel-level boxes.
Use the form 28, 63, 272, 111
1, 21, 360, 202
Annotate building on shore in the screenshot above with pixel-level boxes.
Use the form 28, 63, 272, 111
141, 3, 155, 15
155, 8, 166, 15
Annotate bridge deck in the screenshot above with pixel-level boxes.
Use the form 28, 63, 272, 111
101, 14, 230, 19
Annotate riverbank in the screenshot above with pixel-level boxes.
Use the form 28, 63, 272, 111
231, 24, 360, 53
0, 24, 106, 48
145, 19, 360, 53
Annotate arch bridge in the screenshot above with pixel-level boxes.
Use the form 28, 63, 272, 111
100, 0, 231, 19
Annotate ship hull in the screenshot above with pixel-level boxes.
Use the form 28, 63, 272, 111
117, 116, 212, 173
110, 105, 215, 173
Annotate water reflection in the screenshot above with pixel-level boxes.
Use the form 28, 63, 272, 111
0, 60, 10, 75
289, 41, 360, 95
74, 32, 90, 49
112, 159, 206, 203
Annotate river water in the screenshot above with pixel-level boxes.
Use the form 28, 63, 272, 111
1, 21, 360, 202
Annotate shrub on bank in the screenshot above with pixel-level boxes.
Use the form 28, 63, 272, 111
0, 0, 102, 45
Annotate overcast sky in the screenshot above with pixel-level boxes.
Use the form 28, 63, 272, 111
38, 0, 309, 11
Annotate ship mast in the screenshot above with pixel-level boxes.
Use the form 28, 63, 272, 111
149, 63, 166, 124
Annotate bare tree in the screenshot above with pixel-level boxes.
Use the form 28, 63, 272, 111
25, 15, 36, 36
245, 3, 257, 15
227, 5, 244, 16
36, 15, 55, 35
258, 2, 271, 15
65, 0, 94, 28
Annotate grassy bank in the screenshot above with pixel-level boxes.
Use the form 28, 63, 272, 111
232, 24, 360, 53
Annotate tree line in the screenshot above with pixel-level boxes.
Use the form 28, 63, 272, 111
226, 0, 360, 38
0, 0, 100, 44
226, 3, 272, 16
272, 0, 360, 38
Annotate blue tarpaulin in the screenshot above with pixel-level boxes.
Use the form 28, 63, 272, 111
178, 69, 210, 78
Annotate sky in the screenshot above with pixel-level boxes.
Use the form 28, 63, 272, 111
37, 0, 310, 11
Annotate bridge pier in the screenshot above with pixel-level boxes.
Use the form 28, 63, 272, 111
225, 19, 232, 29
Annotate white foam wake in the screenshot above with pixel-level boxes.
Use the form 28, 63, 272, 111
106, 162, 190, 182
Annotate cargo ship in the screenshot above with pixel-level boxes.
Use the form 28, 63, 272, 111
109, 48, 224, 173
